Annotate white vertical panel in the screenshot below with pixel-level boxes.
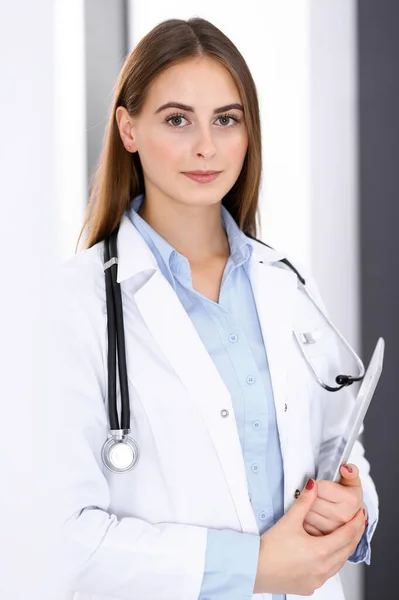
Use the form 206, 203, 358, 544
309, 0, 360, 351
309, 1, 362, 599
0, 0, 69, 598
54, 0, 87, 259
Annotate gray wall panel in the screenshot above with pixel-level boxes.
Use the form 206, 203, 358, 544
358, 1, 399, 597
85, 0, 128, 190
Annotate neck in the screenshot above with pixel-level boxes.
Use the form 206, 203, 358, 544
137, 190, 230, 263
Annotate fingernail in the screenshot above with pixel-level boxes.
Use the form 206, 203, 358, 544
305, 478, 314, 490
343, 465, 353, 473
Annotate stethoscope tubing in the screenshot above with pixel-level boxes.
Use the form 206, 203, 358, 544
104, 227, 131, 432
109, 230, 131, 430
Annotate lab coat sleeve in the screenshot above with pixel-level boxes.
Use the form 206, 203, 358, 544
292, 262, 379, 562
347, 486, 377, 565
199, 529, 260, 599
55, 258, 209, 600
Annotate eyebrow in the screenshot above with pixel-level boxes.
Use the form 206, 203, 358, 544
154, 102, 244, 115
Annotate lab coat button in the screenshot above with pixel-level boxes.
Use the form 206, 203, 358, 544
220, 409, 229, 418
284, 403, 288, 412
294, 489, 300, 499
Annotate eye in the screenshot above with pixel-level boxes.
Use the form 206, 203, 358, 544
164, 112, 189, 128
216, 114, 241, 127
163, 111, 242, 128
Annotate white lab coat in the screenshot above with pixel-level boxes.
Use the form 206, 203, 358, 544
57, 211, 378, 600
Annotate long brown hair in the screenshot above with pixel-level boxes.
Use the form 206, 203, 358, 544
77, 17, 262, 252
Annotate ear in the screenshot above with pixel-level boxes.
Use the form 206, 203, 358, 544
115, 106, 137, 153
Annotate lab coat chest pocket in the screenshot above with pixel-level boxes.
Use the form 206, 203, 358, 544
293, 287, 330, 392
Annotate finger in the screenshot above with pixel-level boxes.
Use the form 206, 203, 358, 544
289, 478, 319, 526
311, 493, 362, 523
317, 480, 355, 504
325, 539, 361, 581
331, 517, 366, 563
311, 497, 348, 521
305, 510, 340, 535
303, 522, 324, 536
314, 517, 366, 583
339, 463, 362, 488
319, 507, 366, 555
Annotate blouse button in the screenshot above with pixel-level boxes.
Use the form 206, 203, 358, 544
228, 333, 238, 343
246, 375, 256, 385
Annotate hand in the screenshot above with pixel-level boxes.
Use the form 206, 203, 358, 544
253, 478, 366, 596
303, 463, 368, 537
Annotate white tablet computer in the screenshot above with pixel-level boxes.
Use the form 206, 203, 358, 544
317, 337, 385, 482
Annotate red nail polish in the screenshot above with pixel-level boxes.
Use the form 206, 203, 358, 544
305, 478, 314, 490
344, 465, 353, 473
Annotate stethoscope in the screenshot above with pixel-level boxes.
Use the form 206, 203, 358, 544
101, 225, 365, 474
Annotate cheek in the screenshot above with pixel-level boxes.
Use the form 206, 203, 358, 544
225, 132, 248, 167
144, 136, 182, 170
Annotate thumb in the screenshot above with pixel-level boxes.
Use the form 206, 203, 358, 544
286, 478, 318, 525
339, 463, 362, 488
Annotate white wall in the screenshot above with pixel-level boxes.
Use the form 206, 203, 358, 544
54, 0, 87, 259
128, 1, 362, 599
0, 0, 70, 598
309, 1, 361, 597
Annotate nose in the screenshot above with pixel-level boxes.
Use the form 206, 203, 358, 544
192, 125, 217, 160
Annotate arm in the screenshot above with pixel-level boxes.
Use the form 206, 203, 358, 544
199, 529, 260, 600
347, 486, 378, 565
56, 261, 208, 600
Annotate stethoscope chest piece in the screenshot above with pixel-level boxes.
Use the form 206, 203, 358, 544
101, 433, 140, 473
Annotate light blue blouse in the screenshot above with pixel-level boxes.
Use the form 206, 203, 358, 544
128, 193, 373, 600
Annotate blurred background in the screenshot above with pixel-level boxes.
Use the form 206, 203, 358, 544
1, 1, 397, 599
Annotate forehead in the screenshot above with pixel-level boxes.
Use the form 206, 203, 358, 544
144, 57, 241, 109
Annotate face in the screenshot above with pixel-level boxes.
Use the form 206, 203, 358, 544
116, 56, 248, 209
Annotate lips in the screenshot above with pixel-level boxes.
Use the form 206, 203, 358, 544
183, 171, 221, 175
182, 171, 222, 183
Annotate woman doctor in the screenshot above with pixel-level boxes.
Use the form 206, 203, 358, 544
58, 17, 379, 600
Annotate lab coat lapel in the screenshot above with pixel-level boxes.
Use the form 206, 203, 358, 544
117, 215, 259, 533
133, 271, 259, 533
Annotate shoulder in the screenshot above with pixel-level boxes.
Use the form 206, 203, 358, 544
247, 235, 326, 307
56, 241, 105, 311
